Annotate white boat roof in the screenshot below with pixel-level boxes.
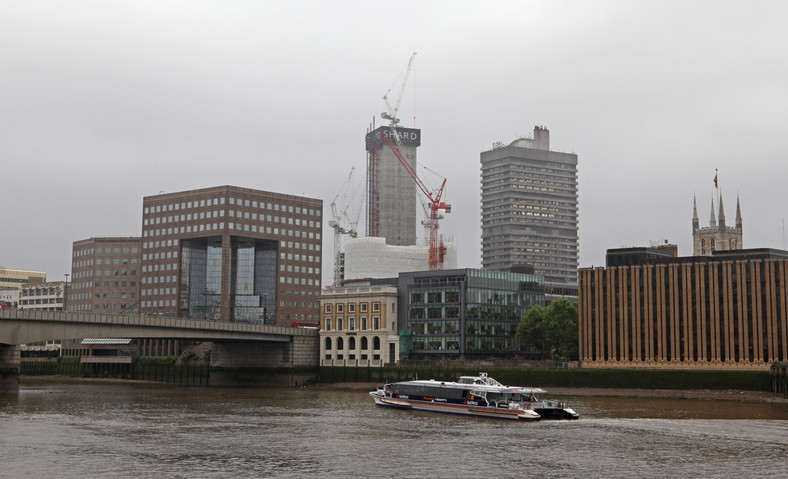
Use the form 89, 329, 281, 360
391, 377, 547, 394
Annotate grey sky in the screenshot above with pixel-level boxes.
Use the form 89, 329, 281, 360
2, 0, 787, 287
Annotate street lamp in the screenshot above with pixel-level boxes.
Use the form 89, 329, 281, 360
63, 273, 69, 312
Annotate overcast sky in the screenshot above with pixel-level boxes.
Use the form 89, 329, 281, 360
2, 0, 787, 286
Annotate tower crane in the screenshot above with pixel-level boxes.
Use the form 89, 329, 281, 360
380, 52, 451, 270
329, 167, 361, 286
379, 131, 450, 270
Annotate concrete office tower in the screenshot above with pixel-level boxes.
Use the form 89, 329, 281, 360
365, 125, 421, 246
481, 126, 579, 282
139, 186, 322, 326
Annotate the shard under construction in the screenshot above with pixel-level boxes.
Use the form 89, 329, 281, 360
364, 124, 421, 246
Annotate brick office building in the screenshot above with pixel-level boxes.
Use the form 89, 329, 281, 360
140, 186, 323, 325
579, 247, 788, 370
66, 237, 142, 313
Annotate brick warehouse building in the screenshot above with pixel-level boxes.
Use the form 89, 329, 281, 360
579, 247, 788, 370
140, 186, 323, 325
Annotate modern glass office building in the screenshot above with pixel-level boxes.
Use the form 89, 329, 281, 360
398, 268, 545, 359
140, 186, 322, 325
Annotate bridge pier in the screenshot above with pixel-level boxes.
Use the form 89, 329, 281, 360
0, 344, 20, 391
210, 336, 319, 387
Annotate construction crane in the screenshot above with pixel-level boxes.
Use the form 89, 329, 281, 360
380, 52, 450, 270
329, 167, 361, 286
382, 52, 416, 127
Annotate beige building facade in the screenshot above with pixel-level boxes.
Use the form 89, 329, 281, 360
319, 285, 400, 366
19, 281, 65, 311
579, 248, 788, 371
0, 268, 46, 289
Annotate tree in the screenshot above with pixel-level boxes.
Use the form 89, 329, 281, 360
516, 297, 579, 360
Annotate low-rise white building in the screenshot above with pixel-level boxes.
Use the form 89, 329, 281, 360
319, 284, 400, 366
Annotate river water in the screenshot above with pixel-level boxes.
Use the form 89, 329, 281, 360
1, 381, 786, 478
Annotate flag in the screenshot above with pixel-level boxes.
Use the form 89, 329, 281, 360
713, 170, 718, 189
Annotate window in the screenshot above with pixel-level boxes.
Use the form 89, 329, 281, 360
325, 304, 332, 313
324, 317, 332, 331
349, 317, 355, 331
361, 317, 367, 330
337, 317, 343, 330
348, 304, 355, 313
361, 303, 368, 312
373, 302, 380, 312
337, 304, 344, 313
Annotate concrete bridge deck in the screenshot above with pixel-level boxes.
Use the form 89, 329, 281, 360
0, 309, 316, 345
0, 309, 320, 387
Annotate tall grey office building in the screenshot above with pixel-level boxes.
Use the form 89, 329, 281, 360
365, 125, 420, 246
481, 126, 578, 282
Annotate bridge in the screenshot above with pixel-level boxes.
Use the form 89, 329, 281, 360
0, 309, 319, 388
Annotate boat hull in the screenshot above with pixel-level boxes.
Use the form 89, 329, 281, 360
369, 391, 540, 421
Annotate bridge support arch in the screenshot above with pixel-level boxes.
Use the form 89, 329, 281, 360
210, 335, 319, 387
0, 344, 20, 390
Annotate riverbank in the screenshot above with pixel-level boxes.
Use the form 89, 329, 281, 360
314, 381, 788, 404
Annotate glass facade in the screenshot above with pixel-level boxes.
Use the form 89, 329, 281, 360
180, 237, 277, 322
404, 269, 544, 359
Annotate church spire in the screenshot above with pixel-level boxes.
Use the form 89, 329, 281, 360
692, 195, 699, 231
736, 193, 742, 229
718, 193, 726, 228
709, 196, 717, 228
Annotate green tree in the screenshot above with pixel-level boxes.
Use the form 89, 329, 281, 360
516, 297, 579, 360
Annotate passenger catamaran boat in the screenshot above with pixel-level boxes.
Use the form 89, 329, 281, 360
369, 372, 578, 421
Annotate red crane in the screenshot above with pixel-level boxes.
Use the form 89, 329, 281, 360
380, 130, 451, 269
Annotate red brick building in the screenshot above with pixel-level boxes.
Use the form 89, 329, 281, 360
67, 237, 142, 313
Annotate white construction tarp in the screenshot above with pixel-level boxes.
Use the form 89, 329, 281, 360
344, 237, 458, 280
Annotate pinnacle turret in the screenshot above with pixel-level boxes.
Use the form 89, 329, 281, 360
718, 193, 726, 228
692, 196, 699, 231
709, 196, 717, 228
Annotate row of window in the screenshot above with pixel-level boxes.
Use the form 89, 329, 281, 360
144, 198, 320, 217
324, 336, 382, 351
324, 302, 381, 313
69, 292, 136, 300
20, 288, 61, 296
323, 316, 382, 331
73, 246, 139, 257
69, 280, 137, 290
144, 211, 320, 230
19, 298, 62, 304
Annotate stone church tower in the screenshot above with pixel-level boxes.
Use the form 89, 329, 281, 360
692, 193, 742, 256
